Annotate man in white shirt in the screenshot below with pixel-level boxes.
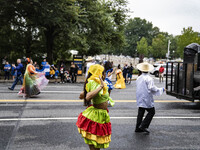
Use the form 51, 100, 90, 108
85, 56, 95, 78
135, 62, 165, 133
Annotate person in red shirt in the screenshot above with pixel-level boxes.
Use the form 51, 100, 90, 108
159, 65, 164, 83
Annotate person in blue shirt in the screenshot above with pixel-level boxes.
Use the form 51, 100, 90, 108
41, 59, 47, 68
8, 59, 23, 90
4, 62, 11, 80
11, 63, 16, 80
44, 62, 50, 79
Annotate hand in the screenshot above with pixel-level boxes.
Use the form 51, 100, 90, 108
79, 91, 84, 99
99, 75, 104, 88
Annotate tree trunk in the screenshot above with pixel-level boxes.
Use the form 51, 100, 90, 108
44, 26, 55, 64
139, 54, 144, 63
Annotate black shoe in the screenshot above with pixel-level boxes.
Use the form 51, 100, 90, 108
8, 87, 13, 91
135, 128, 144, 132
35, 92, 40, 95
140, 128, 150, 134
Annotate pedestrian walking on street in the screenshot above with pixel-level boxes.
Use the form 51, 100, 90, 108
60, 64, 65, 83
8, 59, 23, 90
135, 62, 165, 134
4, 61, 11, 80
127, 63, 134, 84
159, 65, 164, 83
114, 64, 126, 89
123, 64, 128, 83
76, 64, 113, 150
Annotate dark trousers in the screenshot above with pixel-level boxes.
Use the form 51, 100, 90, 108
123, 73, 127, 83
71, 73, 75, 83
74, 74, 77, 83
4, 72, 10, 80
10, 76, 23, 90
136, 107, 155, 129
60, 74, 64, 82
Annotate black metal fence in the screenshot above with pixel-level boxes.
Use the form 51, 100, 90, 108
165, 62, 198, 101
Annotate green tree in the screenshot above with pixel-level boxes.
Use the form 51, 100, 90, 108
177, 27, 200, 58
137, 37, 148, 57
151, 34, 168, 58
78, 0, 128, 56
124, 18, 160, 57
0, 0, 128, 63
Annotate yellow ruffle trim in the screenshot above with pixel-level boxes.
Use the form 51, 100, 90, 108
78, 128, 111, 144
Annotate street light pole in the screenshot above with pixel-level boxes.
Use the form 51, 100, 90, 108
166, 40, 171, 60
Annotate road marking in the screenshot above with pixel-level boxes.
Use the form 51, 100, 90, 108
42, 91, 81, 93
0, 116, 200, 122
0, 99, 193, 103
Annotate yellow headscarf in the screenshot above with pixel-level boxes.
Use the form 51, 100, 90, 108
86, 64, 108, 95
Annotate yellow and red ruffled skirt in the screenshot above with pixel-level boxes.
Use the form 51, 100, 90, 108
76, 106, 111, 149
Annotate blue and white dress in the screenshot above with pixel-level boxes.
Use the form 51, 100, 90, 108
105, 69, 113, 91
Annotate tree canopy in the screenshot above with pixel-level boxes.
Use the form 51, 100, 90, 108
0, 1, 200, 64
177, 27, 200, 58
137, 37, 148, 57
0, 0, 128, 64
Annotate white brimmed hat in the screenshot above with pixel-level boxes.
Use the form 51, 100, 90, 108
137, 62, 154, 72
86, 56, 94, 62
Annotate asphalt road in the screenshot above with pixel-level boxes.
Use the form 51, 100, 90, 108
0, 77, 200, 150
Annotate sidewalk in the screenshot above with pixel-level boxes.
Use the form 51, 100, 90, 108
0, 74, 138, 84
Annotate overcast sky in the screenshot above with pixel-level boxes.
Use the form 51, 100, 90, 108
127, 0, 200, 35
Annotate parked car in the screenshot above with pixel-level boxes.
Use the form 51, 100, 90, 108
150, 63, 175, 77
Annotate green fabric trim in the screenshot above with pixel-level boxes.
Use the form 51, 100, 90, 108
108, 98, 115, 107
82, 106, 110, 124
84, 138, 110, 149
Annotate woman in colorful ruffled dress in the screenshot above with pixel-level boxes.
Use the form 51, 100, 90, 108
18, 58, 48, 99
76, 64, 113, 150
114, 64, 126, 89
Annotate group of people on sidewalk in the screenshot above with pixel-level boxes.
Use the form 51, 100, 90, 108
3, 57, 80, 85
122, 63, 134, 84
2, 61, 19, 81
76, 61, 166, 150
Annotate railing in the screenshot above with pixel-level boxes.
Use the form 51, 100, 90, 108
166, 62, 195, 101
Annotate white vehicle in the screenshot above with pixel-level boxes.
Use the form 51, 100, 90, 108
150, 63, 175, 77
